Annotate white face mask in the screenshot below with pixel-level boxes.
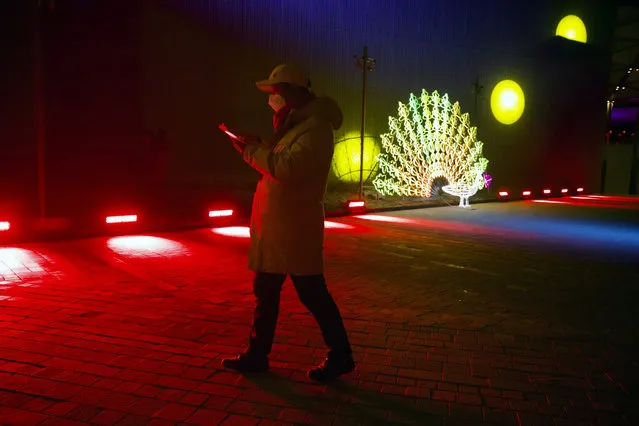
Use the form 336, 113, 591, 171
268, 94, 286, 112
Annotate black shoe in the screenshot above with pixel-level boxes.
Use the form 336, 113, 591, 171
222, 353, 269, 373
307, 355, 355, 382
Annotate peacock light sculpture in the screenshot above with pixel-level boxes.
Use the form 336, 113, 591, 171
373, 90, 489, 208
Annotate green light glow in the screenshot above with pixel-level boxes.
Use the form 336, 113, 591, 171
556, 15, 587, 43
490, 80, 525, 125
373, 90, 488, 207
331, 132, 380, 183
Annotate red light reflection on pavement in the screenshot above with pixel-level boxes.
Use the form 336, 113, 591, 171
107, 236, 188, 257
211, 222, 354, 238
212, 226, 251, 238
533, 197, 639, 210
0, 247, 46, 287
570, 197, 596, 201
324, 221, 354, 229
353, 215, 416, 224
344, 214, 543, 241
585, 195, 639, 203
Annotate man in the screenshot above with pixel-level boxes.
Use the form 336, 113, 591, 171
222, 63, 355, 381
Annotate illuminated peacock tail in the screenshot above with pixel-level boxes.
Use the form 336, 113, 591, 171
373, 89, 489, 207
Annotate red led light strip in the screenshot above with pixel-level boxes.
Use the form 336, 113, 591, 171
209, 209, 233, 218
106, 215, 138, 224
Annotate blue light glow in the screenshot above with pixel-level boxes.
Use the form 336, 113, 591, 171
488, 215, 639, 249
380, 200, 639, 259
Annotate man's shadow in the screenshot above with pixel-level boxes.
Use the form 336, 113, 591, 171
244, 372, 442, 425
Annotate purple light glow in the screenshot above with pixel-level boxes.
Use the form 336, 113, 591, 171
483, 173, 493, 189
609, 107, 638, 126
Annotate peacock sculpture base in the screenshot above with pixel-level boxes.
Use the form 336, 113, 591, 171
442, 184, 477, 209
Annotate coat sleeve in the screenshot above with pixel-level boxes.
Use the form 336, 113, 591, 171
242, 121, 333, 183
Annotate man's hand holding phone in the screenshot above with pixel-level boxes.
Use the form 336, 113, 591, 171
219, 123, 246, 142
219, 123, 249, 153
219, 123, 264, 154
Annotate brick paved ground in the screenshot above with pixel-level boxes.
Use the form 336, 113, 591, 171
0, 197, 638, 425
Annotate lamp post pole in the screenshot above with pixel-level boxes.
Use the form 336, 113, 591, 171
354, 46, 376, 199
471, 76, 483, 119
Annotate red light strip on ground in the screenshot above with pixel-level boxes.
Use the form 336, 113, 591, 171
208, 209, 233, 218
348, 201, 365, 208
0, 221, 10, 231
105, 215, 138, 224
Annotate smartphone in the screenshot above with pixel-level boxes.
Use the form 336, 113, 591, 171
218, 123, 245, 143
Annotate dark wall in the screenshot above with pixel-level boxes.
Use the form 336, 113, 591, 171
1, 0, 146, 218
482, 37, 611, 193
534, 39, 610, 191
603, 144, 636, 195
0, 0, 616, 220
155, 0, 615, 194
0, 0, 38, 216
40, 0, 145, 216
140, 3, 273, 190
158, 0, 566, 137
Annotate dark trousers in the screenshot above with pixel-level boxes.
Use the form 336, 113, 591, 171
248, 272, 352, 359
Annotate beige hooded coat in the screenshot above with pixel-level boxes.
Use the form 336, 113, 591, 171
242, 97, 343, 275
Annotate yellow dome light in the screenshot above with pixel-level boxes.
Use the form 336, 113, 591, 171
556, 15, 587, 43
490, 80, 525, 125
331, 132, 381, 183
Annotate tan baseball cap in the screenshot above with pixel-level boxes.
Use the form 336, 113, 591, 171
256, 63, 310, 92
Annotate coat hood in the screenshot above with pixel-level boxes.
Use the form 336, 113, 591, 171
293, 96, 343, 131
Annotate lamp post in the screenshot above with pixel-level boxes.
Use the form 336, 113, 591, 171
354, 46, 376, 199
471, 76, 483, 118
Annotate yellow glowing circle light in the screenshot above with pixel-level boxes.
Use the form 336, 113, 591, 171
490, 80, 525, 125
331, 132, 380, 183
555, 15, 587, 43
